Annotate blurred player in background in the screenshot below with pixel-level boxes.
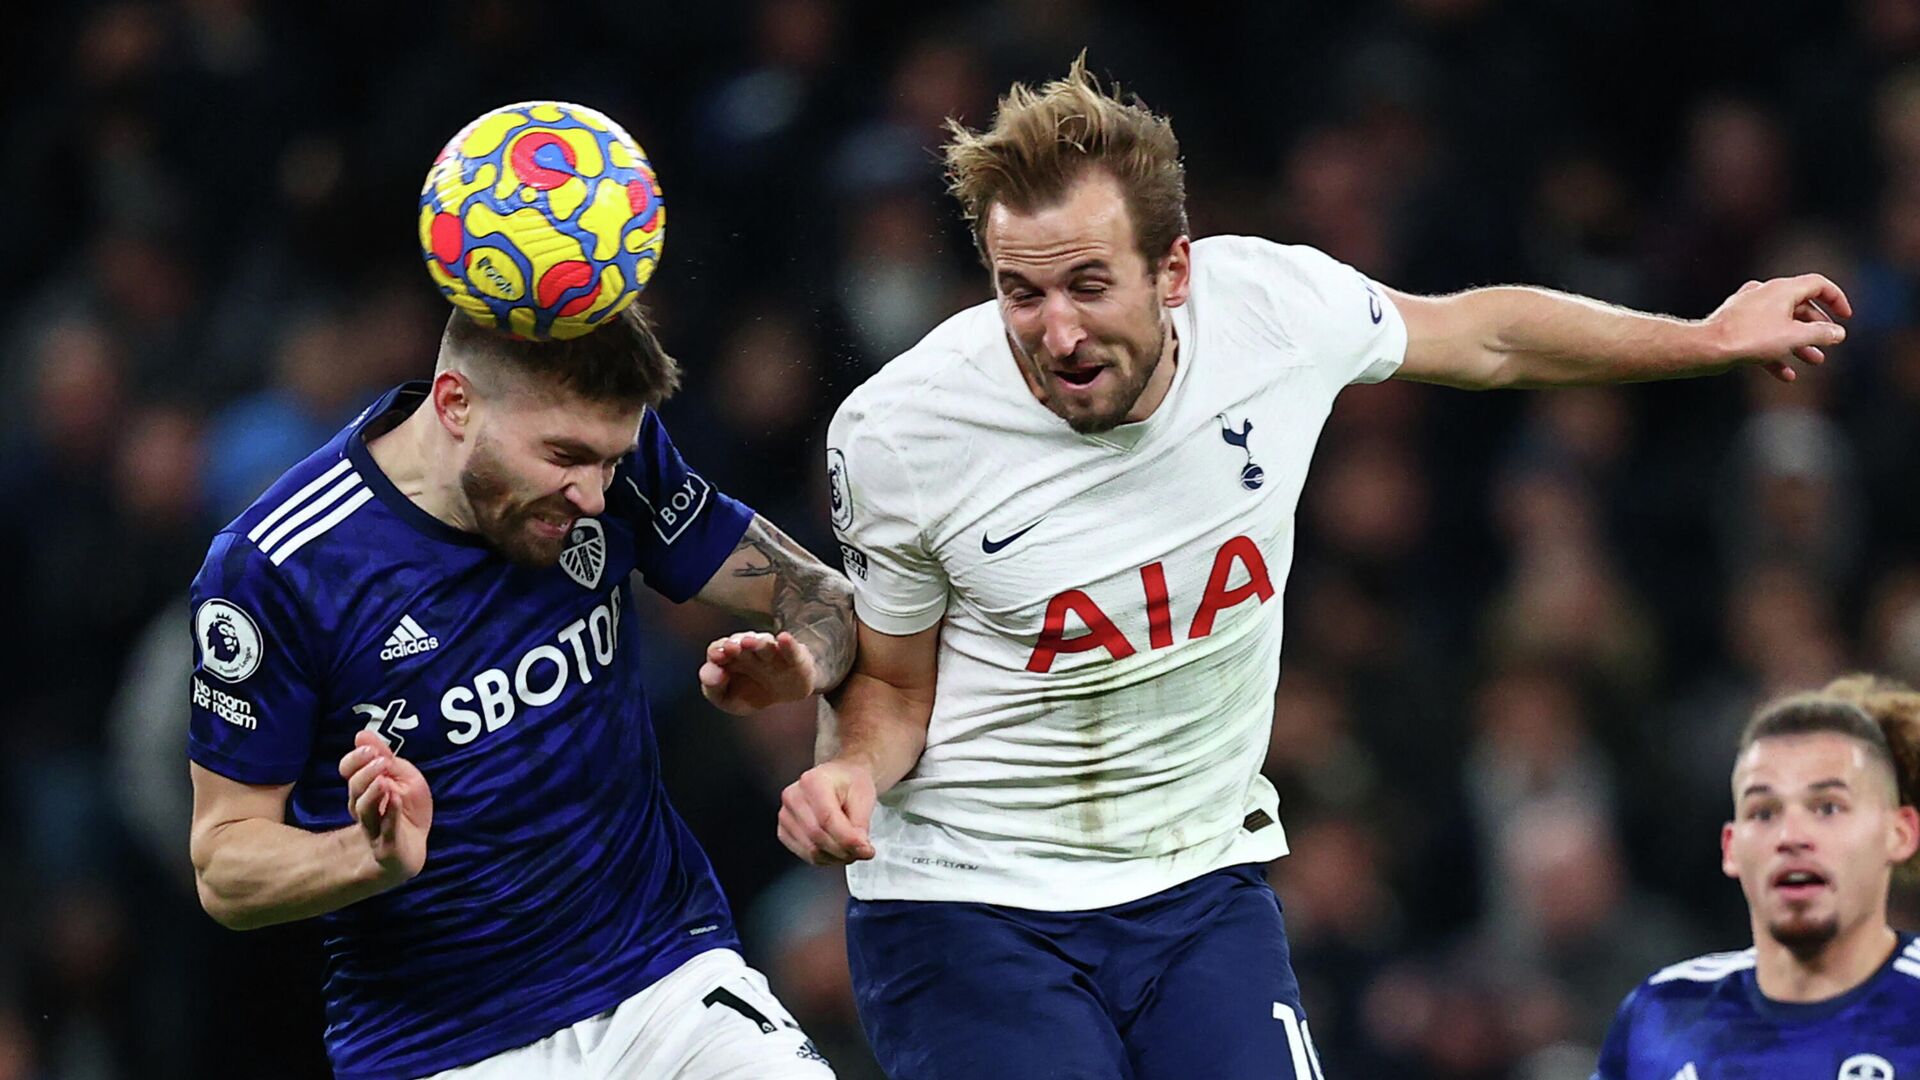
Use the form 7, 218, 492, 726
1595, 676, 1920, 1078
186, 303, 852, 1079
778, 56, 1855, 1079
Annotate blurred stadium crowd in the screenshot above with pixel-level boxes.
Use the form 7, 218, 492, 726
5, 0, 1920, 1077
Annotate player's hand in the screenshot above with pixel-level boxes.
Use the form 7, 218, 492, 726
778, 759, 877, 866
338, 729, 433, 887
699, 631, 819, 715
1704, 274, 1853, 382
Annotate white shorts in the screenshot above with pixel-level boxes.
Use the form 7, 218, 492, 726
421, 949, 834, 1080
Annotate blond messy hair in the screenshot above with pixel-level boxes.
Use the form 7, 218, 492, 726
942, 52, 1189, 269
1742, 673, 1920, 876
1821, 674, 1920, 813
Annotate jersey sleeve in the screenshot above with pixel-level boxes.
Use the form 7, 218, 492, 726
613, 408, 754, 603
1221, 235, 1408, 395
189, 532, 323, 785
826, 395, 948, 635
1591, 986, 1640, 1080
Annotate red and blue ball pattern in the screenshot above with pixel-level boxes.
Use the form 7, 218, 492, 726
419, 101, 665, 340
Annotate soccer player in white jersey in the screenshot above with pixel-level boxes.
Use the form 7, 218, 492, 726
778, 57, 1854, 1078
1595, 676, 1920, 1078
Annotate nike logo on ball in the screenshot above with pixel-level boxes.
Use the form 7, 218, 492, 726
982, 518, 1046, 554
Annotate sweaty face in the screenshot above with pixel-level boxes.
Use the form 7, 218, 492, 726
1722, 734, 1916, 960
986, 172, 1187, 434
457, 389, 641, 567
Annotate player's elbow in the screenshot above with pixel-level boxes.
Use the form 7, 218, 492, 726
1475, 353, 1527, 390
822, 575, 856, 631
190, 829, 262, 931
1397, 341, 1519, 391
194, 875, 252, 931
1441, 342, 1526, 389
196, 881, 287, 932
197, 892, 243, 931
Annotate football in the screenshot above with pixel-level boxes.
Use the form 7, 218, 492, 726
419, 101, 665, 340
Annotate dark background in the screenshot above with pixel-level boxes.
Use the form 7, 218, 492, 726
4, 1, 1919, 1077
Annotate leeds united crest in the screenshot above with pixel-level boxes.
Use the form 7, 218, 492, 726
561, 518, 607, 589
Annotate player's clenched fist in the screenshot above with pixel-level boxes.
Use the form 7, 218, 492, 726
779, 759, 877, 866
338, 729, 433, 887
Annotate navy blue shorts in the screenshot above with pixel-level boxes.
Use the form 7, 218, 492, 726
846, 863, 1325, 1079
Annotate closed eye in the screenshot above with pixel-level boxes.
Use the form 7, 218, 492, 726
546, 441, 634, 470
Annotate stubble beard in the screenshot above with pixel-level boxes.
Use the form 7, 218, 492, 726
459, 439, 572, 568
1027, 316, 1169, 435
1766, 912, 1842, 963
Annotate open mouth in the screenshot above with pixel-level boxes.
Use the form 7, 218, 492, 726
1770, 867, 1830, 901
1054, 367, 1105, 388
529, 517, 573, 540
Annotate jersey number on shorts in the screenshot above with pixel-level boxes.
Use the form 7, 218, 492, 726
702, 988, 778, 1034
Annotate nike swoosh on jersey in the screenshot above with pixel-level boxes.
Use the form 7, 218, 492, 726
982, 518, 1046, 554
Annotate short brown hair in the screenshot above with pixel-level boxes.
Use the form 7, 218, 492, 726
1741, 674, 1920, 873
439, 301, 681, 407
943, 53, 1189, 268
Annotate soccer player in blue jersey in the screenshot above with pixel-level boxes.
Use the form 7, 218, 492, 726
1596, 675, 1920, 1079
185, 303, 854, 1079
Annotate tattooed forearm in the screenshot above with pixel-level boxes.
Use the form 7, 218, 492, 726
726, 516, 857, 691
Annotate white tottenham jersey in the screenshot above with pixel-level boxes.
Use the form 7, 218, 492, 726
826, 235, 1407, 909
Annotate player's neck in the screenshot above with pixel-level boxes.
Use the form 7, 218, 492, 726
1121, 319, 1181, 424
1752, 920, 1898, 1003
364, 403, 481, 533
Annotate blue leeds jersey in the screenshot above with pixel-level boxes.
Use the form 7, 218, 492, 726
1594, 935, 1920, 1080
188, 383, 755, 1079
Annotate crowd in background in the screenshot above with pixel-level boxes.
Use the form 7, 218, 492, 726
5, 0, 1920, 1077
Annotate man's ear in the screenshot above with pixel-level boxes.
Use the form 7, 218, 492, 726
1889, 804, 1920, 866
1157, 235, 1192, 309
432, 369, 476, 442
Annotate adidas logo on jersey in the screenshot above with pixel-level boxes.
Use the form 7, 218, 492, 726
381, 615, 440, 661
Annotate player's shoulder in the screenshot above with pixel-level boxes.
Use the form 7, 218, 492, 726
1598, 947, 1756, 1046
1637, 947, 1758, 997
1192, 234, 1350, 289
831, 299, 1000, 440
1889, 933, 1920, 993
1190, 235, 1370, 346
221, 444, 378, 567
214, 392, 407, 574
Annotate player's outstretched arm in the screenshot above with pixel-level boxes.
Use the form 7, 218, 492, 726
1388, 274, 1851, 389
693, 514, 856, 715
779, 617, 938, 866
189, 731, 431, 930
